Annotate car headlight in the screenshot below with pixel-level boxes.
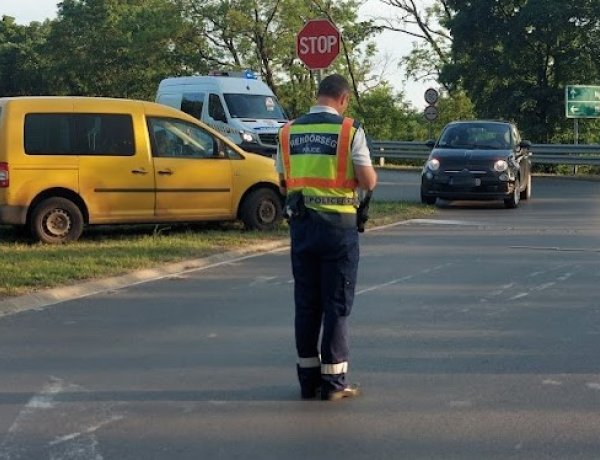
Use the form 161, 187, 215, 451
241, 131, 258, 143
426, 158, 440, 171
494, 160, 508, 172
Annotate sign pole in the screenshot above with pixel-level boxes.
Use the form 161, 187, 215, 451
574, 118, 579, 174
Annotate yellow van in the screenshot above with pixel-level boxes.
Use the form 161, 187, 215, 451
0, 97, 283, 243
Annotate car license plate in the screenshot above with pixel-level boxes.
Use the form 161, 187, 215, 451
450, 176, 481, 187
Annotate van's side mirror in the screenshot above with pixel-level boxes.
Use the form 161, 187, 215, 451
425, 139, 436, 149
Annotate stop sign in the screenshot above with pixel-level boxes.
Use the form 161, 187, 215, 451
296, 19, 340, 70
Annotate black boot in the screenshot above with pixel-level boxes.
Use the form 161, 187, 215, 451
297, 365, 321, 399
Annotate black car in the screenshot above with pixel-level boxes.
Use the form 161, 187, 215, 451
420, 120, 532, 208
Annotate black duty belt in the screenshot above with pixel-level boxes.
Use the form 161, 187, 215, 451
305, 208, 356, 228
304, 196, 358, 206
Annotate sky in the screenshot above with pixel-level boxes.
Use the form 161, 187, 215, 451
2, 0, 433, 109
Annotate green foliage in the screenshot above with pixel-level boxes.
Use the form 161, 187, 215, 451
177, 0, 380, 117
0, 16, 52, 96
426, 90, 476, 139
0, 0, 469, 144
442, 0, 600, 143
44, 0, 191, 99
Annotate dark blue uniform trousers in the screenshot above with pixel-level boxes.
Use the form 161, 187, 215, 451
290, 210, 359, 394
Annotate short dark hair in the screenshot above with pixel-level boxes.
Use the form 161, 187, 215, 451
317, 74, 350, 99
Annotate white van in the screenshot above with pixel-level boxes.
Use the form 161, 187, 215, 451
156, 71, 288, 156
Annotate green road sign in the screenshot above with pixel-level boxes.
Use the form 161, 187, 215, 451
565, 85, 600, 118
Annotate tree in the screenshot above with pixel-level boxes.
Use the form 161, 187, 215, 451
378, 0, 453, 91
351, 84, 415, 140
442, 0, 600, 143
177, 0, 380, 116
0, 16, 52, 96
44, 0, 195, 99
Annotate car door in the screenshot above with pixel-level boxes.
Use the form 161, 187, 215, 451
75, 100, 156, 223
148, 117, 233, 219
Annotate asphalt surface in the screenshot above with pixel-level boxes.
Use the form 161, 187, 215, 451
1, 171, 600, 459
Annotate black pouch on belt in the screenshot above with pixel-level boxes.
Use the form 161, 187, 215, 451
284, 192, 306, 220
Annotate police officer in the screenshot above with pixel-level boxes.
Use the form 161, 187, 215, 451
276, 74, 377, 401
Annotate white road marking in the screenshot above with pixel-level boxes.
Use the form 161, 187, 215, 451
586, 383, 600, 390
408, 219, 487, 226
557, 273, 573, 281
542, 379, 563, 386
448, 400, 472, 408
489, 283, 516, 297
356, 263, 452, 296
0, 377, 124, 460
247, 276, 277, 287
509, 293, 529, 301
356, 275, 414, 295
534, 282, 556, 291
4, 377, 66, 436
0, 377, 68, 459
510, 246, 600, 253
49, 415, 124, 446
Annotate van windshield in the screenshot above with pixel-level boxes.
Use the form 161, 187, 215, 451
224, 94, 286, 120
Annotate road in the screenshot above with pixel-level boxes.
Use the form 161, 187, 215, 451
1, 172, 600, 459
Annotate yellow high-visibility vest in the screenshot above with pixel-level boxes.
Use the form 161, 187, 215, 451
279, 113, 358, 214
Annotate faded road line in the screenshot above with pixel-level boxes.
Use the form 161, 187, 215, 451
356, 263, 452, 296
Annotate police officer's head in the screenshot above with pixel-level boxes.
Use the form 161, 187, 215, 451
317, 74, 351, 115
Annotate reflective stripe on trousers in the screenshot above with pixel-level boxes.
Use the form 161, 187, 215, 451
321, 362, 348, 375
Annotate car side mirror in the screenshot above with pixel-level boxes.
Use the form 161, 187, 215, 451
519, 140, 532, 149
425, 139, 436, 149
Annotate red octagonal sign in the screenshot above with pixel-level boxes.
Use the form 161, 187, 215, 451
296, 19, 340, 70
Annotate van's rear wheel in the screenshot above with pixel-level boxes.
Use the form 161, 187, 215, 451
240, 188, 282, 231
30, 197, 84, 244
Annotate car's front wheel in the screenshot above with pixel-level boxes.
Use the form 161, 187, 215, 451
504, 178, 521, 209
240, 188, 282, 231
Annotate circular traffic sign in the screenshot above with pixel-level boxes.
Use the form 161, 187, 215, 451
424, 88, 439, 105
424, 105, 438, 122
296, 19, 341, 70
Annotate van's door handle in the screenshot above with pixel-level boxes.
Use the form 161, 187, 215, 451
158, 169, 173, 176
131, 168, 148, 175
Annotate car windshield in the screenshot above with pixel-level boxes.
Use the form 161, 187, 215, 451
224, 93, 287, 120
437, 123, 512, 150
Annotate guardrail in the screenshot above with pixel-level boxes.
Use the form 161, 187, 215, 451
369, 141, 600, 166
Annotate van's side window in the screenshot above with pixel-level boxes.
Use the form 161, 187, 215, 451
148, 118, 219, 159
208, 94, 227, 122
181, 93, 205, 120
24, 114, 135, 156
25, 114, 71, 154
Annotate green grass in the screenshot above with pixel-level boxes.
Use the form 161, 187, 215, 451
0, 201, 434, 298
